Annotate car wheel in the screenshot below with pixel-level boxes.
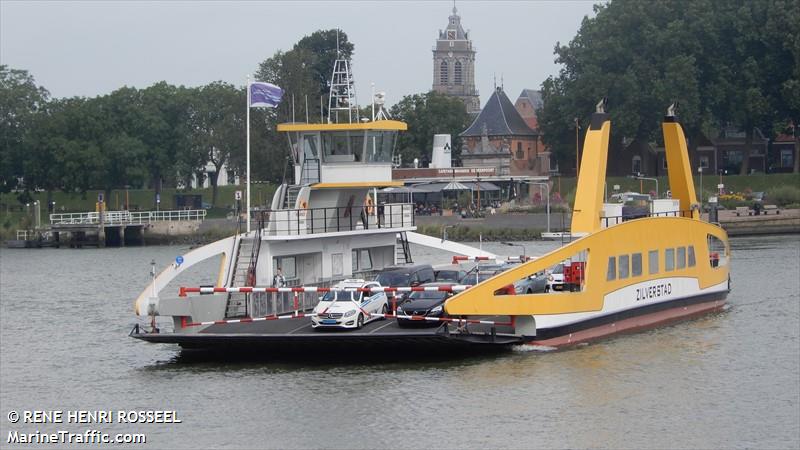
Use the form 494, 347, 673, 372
357, 313, 364, 329
527, 289, 532, 294
381, 303, 389, 318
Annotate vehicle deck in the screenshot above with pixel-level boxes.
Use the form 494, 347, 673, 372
130, 317, 523, 351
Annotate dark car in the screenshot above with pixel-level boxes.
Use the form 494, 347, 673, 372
375, 264, 435, 304
396, 282, 453, 327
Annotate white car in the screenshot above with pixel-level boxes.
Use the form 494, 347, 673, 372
547, 264, 565, 291
311, 279, 389, 329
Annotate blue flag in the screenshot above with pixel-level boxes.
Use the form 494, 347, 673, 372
249, 82, 283, 108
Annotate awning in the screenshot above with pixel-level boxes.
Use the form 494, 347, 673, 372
408, 182, 500, 193
443, 181, 471, 191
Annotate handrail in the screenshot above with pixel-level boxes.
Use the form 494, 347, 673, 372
601, 209, 693, 228
263, 203, 414, 236
50, 209, 207, 225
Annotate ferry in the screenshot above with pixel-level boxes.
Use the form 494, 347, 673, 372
130, 62, 730, 350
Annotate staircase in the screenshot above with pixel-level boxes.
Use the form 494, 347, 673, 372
284, 185, 301, 210
395, 231, 413, 265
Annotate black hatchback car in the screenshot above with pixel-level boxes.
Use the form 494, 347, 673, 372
375, 264, 435, 304
396, 282, 453, 327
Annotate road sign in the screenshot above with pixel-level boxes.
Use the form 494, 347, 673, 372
98, 192, 104, 203
156, 193, 161, 203
235, 190, 242, 200
175, 255, 184, 266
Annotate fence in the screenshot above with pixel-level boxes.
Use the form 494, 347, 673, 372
50, 209, 206, 225
263, 203, 413, 236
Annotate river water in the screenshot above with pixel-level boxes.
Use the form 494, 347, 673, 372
1, 235, 798, 449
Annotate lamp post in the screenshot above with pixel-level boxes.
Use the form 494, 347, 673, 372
574, 117, 580, 177
718, 169, 727, 194
698, 167, 703, 207
526, 181, 551, 233
632, 173, 658, 199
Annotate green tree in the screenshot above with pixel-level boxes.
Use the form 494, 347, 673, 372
186, 82, 245, 206
390, 91, 470, 166
0, 65, 49, 194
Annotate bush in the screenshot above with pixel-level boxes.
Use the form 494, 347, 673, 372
766, 185, 800, 207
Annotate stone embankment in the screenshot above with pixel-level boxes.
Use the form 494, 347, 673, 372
711, 209, 800, 236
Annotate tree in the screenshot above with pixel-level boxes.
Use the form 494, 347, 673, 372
255, 29, 354, 124
186, 82, 245, 206
390, 91, 470, 166
0, 65, 49, 193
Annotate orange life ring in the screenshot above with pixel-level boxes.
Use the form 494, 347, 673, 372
365, 196, 374, 214
300, 200, 308, 209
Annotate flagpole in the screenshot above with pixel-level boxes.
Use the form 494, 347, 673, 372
246, 75, 251, 233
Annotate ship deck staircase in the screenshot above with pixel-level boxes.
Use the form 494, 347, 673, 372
396, 231, 413, 265
284, 185, 301, 210
225, 216, 265, 318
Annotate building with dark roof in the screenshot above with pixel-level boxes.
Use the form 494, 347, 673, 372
459, 87, 549, 176
432, 6, 480, 113
514, 89, 544, 130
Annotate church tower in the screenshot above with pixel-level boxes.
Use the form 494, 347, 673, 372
432, 6, 480, 113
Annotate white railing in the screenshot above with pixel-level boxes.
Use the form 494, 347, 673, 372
50, 209, 206, 225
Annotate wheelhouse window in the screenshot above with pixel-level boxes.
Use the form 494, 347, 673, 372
619, 254, 630, 279
364, 131, 396, 163
632, 253, 642, 277
649, 250, 659, 274
665, 248, 675, 271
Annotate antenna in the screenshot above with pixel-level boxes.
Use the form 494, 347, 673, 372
493, 73, 496, 89
336, 29, 340, 57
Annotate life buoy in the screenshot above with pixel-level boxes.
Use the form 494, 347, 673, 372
365, 196, 374, 214
300, 200, 308, 209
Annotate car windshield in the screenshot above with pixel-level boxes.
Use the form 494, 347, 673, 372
552, 265, 564, 274
408, 291, 448, 301
320, 291, 361, 302
435, 270, 461, 282
462, 272, 494, 284
376, 272, 410, 287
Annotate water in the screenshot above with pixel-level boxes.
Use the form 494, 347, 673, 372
1, 236, 798, 449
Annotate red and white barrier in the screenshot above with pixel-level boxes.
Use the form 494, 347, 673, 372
179, 285, 473, 297
182, 311, 513, 328
452, 255, 493, 264
451, 255, 536, 264
184, 312, 315, 327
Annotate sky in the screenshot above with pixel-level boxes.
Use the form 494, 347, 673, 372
0, 0, 597, 107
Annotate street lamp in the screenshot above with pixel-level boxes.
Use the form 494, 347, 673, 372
631, 173, 659, 199
697, 166, 703, 206
526, 181, 551, 233
718, 169, 727, 194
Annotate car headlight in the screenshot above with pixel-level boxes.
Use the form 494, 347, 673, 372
548, 275, 554, 282
343, 310, 357, 317
429, 305, 443, 314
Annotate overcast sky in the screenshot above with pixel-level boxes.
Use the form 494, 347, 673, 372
1, 0, 596, 107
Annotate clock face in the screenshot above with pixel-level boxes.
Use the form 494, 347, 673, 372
447, 30, 456, 40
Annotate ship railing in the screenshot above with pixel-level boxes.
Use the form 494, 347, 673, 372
600, 209, 694, 228
260, 202, 414, 236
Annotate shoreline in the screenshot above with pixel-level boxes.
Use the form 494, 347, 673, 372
4, 209, 798, 248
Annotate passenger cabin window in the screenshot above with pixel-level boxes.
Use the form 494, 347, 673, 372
607, 256, 617, 281
677, 247, 686, 269
707, 234, 729, 268
619, 255, 630, 279
688, 246, 696, 267
665, 248, 675, 271
649, 250, 659, 274
632, 253, 642, 277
